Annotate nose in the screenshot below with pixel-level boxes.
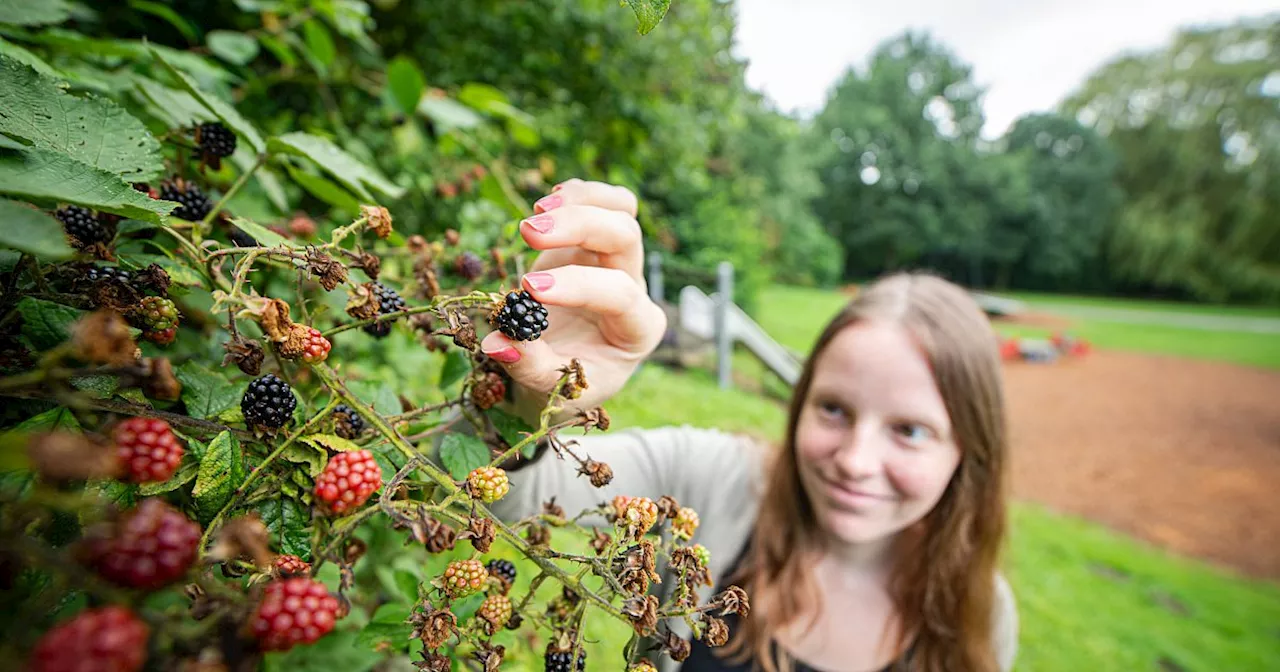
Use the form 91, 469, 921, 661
834, 420, 882, 481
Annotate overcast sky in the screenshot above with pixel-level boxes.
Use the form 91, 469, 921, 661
730, 0, 1280, 138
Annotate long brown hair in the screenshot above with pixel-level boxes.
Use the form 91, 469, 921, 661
722, 271, 1009, 672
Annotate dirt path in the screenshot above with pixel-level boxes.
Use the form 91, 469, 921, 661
1003, 350, 1280, 580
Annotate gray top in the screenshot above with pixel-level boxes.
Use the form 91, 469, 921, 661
486, 425, 1019, 672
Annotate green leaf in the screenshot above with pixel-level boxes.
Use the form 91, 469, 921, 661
301, 433, 361, 453
92, 480, 138, 508
302, 19, 336, 73
13, 407, 81, 433
0, 55, 163, 181
231, 149, 288, 214
16, 297, 82, 350
0, 146, 176, 223
261, 630, 379, 672
0, 199, 73, 259
355, 621, 411, 652
438, 349, 470, 389
254, 495, 311, 559
0, 38, 57, 76
126, 253, 204, 286
129, 0, 200, 44
0, 0, 71, 26
486, 407, 537, 458
625, 0, 671, 35
132, 76, 214, 130
207, 30, 259, 66
269, 132, 404, 201
138, 457, 198, 495
285, 164, 361, 212
371, 602, 412, 624
193, 431, 245, 524
439, 433, 489, 480
386, 55, 424, 116
175, 362, 247, 418
150, 46, 265, 154
228, 216, 293, 249
280, 442, 327, 477
70, 374, 118, 399
417, 95, 483, 132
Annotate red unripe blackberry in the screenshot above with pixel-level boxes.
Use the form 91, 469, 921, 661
28, 605, 149, 672
273, 554, 311, 578
83, 498, 201, 590
144, 327, 177, 345
241, 373, 297, 430
300, 327, 331, 364
466, 466, 509, 503
56, 205, 112, 248
491, 290, 548, 342
313, 450, 382, 515
363, 282, 407, 339
113, 417, 184, 483
477, 594, 513, 630
250, 577, 340, 652
159, 180, 213, 222
454, 252, 484, 281
470, 371, 506, 410
441, 559, 487, 599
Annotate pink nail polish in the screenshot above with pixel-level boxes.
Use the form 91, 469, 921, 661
523, 272, 555, 292
533, 193, 562, 214
485, 347, 521, 363
551, 183, 564, 193
521, 213, 555, 234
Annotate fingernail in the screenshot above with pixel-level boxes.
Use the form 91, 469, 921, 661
523, 272, 555, 292
521, 213, 555, 234
533, 193, 562, 214
485, 346, 521, 363
551, 183, 564, 193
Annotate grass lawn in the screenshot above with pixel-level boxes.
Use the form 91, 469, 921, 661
1005, 291, 1280, 319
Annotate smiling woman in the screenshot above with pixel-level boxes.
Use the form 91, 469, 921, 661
484, 180, 1018, 672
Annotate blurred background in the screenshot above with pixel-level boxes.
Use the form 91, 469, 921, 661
10, 0, 1280, 669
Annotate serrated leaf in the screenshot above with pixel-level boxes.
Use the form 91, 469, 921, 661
175, 362, 246, 419
255, 495, 310, 559
439, 433, 488, 480
625, 0, 671, 35
0, 38, 56, 76
0, 198, 74, 259
301, 433, 361, 453
281, 442, 327, 477
132, 76, 213, 130
285, 163, 361, 212
150, 46, 265, 154
386, 55, 424, 116
92, 479, 139, 508
13, 407, 81, 433
486, 407, 537, 458
138, 458, 198, 495
268, 132, 404, 201
16, 297, 82, 350
228, 217, 293, 249
0, 146, 177, 223
70, 374, 118, 399
0, 0, 71, 26
417, 95, 482, 132
347, 380, 400, 416
207, 30, 259, 66
0, 55, 162, 181
370, 443, 400, 484
193, 431, 245, 524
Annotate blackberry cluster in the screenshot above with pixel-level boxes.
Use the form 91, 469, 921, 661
84, 265, 134, 286
363, 282, 406, 339
544, 646, 586, 672
492, 291, 548, 342
485, 559, 517, 590
196, 122, 237, 158
56, 205, 111, 247
84, 499, 201, 590
29, 606, 149, 672
332, 404, 365, 439
241, 373, 297, 430
159, 180, 213, 222
454, 252, 484, 281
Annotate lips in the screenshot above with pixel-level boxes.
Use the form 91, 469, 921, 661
822, 478, 890, 510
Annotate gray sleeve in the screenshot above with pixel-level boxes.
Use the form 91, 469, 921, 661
993, 572, 1019, 671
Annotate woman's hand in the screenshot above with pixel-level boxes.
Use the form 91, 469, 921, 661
480, 178, 667, 417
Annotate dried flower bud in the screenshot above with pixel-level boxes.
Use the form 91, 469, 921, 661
412, 606, 457, 650
135, 264, 172, 295
559, 359, 588, 399
542, 499, 566, 520
355, 251, 381, 279
656, 495, 680, 521
307, 249, 348, 291
221, 336, 264, 376
473, 643, 505, 672
72, 309, 137, 366
713, 585, 751, 617
205, 514, 273, 571
414, 652, 452, 672
590, 529, 611, 555
425, 519, 456, 554
343, 537, 368, 565
525, 524, 550, 547
489, 247, 507, 280
459, 515, 495, 554
26, 432, 122, 482
361, 205, 393, 239
623, 594, 659, 636
444, 229, 460, 246
445, 311, 477, 350
702, 615, 730, 647
578, 459, 613, 488
407, 234, 429, 252
140, 357, 182, 401
659, 628, 691, 662
242, 297, 292, 342
345, 283, 382, 320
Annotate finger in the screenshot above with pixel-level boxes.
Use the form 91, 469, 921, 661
534, 179, 638, 218
519, 204, 643, 279
521, 266, 665, 351
479, 331, 565, 393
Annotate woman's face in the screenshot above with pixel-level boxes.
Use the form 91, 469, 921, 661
795, 320, 961, 547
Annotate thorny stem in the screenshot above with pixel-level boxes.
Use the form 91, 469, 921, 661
0, 389, 254, 440
198, 398, 340, 556
319, 291, 501, 338
199, 153, 268, 236
385, 398, 463, 425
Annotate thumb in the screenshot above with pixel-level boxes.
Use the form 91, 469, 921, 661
479, 331, 565, 393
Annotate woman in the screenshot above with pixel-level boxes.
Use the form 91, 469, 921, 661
482, 179, 1018, 672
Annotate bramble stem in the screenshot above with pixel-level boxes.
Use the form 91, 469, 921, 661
199, 152, 268, 236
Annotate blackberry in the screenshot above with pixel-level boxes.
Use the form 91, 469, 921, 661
227, 225, 258, 248
56, 205, 111, 247
196, 122, 237, 159
491, 291, 548, 342
332, 404, 365, 439
159, 180, 213, 222
85, 265, 134, 286
454, 252, 484, 281
363, 282, 406, 339
241, 373, 297, 430
544, 645, 586, 672
485, 559, 517, 591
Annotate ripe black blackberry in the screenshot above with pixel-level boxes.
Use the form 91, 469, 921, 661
196, 122, 237, 159
84, 265, 134, 286
544, 645, 586, 672
363, 282, 407, 339
228, 225, 258, 248
485, 559, 517, 590
454, 252, 484, 281
241, 373, 297, 430
159, 180, 213, 222
332, 404, 365, 439
491, 291, 548, 342
56, 205, 111, 247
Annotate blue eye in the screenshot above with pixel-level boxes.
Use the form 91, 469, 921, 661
816, 400, 846, 420
893, 423, 933, 444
